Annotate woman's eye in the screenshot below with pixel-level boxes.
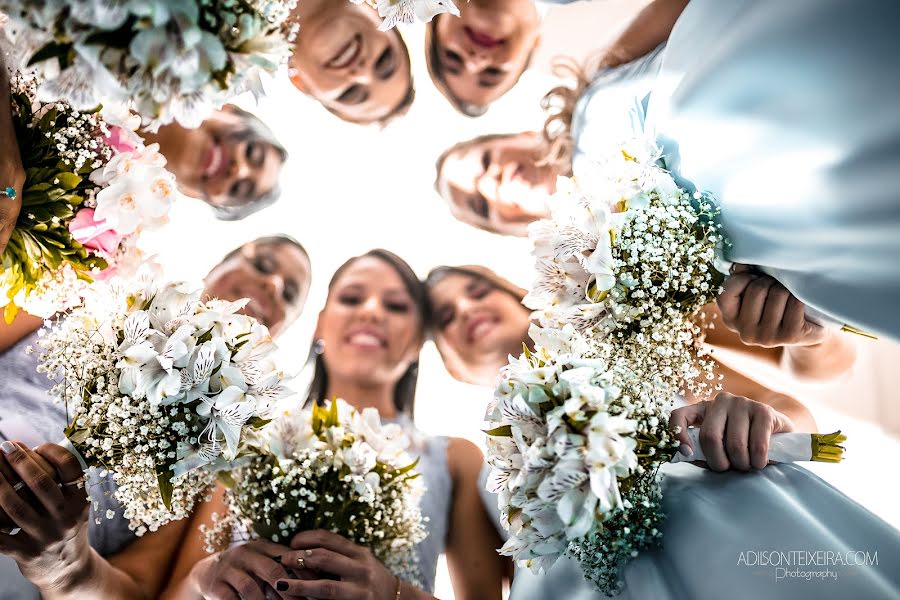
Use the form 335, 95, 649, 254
436, 307, 454, 329
253, 256, 275, 274
386, 302, 411, 313
338, 295, 362, 306
470, 284, 491, 300
337, 84, 367, 105
374, 46, 396, 80
481, 150, 491, 171
245, 141, 265, 167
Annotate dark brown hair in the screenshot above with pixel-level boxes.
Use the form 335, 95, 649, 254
305, 250, 429, 417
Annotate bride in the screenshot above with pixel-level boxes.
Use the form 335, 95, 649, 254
424, 264, 900, 599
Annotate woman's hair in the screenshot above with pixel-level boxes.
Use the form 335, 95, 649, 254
217, 234, 309, 266
209, 105, 289, 221
537, 57, 593, 176
424, 17, 534, 118
326, 29, 416, 127
305, 249, 429, 417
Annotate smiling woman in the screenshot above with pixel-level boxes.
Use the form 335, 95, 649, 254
287, 0, 415, 125
426, 0, 541, 117
144, 105, 288, 221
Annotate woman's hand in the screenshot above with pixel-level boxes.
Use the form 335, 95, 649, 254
189, 539, 294, 600
717, 266, 827, 348
275, 530, 402, 600
669, 393, 795, 472
0, 442, 90, 583
0, 58, 25, 255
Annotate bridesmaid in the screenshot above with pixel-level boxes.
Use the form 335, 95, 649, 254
161, 250, 506, 600
287, 1, 415, 126
424, 264, 900, 600
144, 105, 288, 221
0, 235, 311, 599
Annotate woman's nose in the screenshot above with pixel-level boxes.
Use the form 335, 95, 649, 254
359, 296, 386, 321
260, 274, 283, 298
465, 52, 491, 73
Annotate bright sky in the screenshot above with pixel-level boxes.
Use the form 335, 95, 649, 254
137, 2, 900, 596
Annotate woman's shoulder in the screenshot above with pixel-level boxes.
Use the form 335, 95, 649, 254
445, 437, 484, 480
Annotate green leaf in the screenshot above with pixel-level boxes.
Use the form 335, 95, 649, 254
55, 172, 82, 191
217, 471, 237, 489
27, 42, 73, 67
157, 465, 174, 510
484, 425, 513, 437
247, 417, 272, 429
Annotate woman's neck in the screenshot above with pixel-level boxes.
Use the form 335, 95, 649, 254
325, 379, 398, 420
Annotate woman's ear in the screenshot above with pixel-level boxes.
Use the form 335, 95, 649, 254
288, 67, 309, 94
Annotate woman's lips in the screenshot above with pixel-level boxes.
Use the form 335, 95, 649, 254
345, 327, 387, 350
202, 141, 228, 180
464, 26, 504, 49
327, 33, 362, 70
466, 314, 497, 344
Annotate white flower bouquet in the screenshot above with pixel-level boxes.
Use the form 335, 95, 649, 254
207, 399, 428, 586
353, 0, 460, 30
526, 136, 727, 396
0, 0, 299, 129
0, 71, 175, 322
37, 275, 290, 534
485, 324, 846, 594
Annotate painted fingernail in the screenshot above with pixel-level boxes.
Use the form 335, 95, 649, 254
679, 444, 691, 456
0, 441, 17, 455
304, 549, 313, 556
276, 581, 289, 592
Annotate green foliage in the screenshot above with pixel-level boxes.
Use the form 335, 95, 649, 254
1, 88, 107, 322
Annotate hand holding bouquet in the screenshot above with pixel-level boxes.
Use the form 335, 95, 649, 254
207, 398, 428, 587
486, 324, 846, 594
37, 274, 290, 534
1, 72, 174, 322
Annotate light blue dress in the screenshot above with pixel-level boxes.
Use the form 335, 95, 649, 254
503, 23, 900, 597
0, 333, 135, 599
645, 0, 900, 340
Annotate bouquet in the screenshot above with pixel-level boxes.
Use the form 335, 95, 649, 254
0, 0, 299, 130
525, 136, 727, 397
485, 324, 847, 595
37, 274, 291, 535
207, 398, 428, 586
1, 72, 174, 322
353, 0, 460, 30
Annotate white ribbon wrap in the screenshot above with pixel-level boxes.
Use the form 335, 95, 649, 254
671, 428, 815, 464
57, 437, 90, 471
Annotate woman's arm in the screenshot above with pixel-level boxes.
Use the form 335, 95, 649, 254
444, 437, 509, 600
0, 313, 43, 353
713, 274, 857, 381
0, 442, 188, 600
0, 50, 25, 255
160, 484, 292, 600
599, 0, 689, 68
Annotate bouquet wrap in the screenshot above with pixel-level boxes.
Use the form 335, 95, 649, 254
671, 429, 847, 464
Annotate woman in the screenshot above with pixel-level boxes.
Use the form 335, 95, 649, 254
162, 250, 506, 600
145, 105, 288, 221
288, 1, 415, 126
425, 0, 541, 117
0, 236, 310, 599
425, 265, 900, 599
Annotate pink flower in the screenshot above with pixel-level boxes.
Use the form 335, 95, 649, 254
69, 208, 124, 257
104, 126, 137, 154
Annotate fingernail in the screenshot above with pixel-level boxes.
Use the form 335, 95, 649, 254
276, 581, 289, 592
0, 441, 17, 455
273, 555, 282, 563
679, 444, 692, 456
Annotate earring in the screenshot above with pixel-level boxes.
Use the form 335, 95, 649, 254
313, 339, 325, 355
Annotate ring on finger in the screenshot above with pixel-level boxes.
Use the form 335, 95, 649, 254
12, 481, 25, 493
296, 556, 305, 569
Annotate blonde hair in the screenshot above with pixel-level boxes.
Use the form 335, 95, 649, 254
536, 56, 596, 177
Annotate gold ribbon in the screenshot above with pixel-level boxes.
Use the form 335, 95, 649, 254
840, 324, 878, 340
811, 431, 847, 463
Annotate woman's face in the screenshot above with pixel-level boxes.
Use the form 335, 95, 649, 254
204, 241, 311, 337
429, 272, 531, 386
289, 3, 411, 123
317, 257, 423, 388
163, 109, 284, 209
438, 133, 557, 236
432, 0, 540, 109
